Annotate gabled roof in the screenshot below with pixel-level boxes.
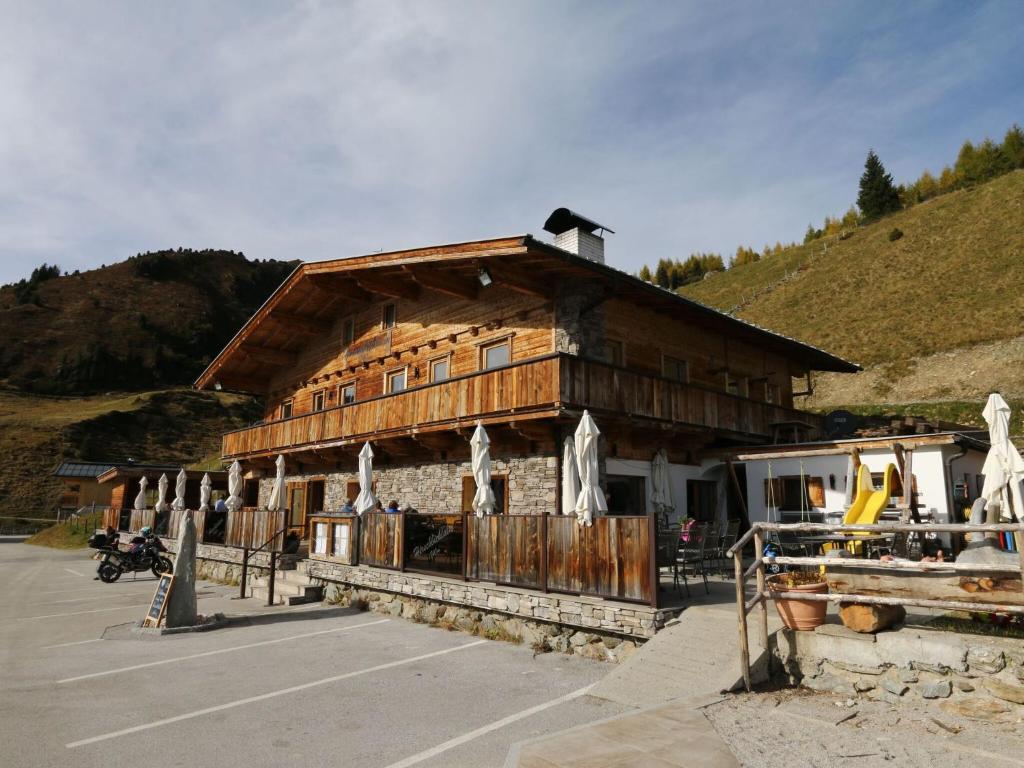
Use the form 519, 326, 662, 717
53, 461, 116, 479
194, 234, 860, 393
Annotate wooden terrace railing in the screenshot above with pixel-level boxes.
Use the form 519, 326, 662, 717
308, 510, 658, 606
729, 521, 1024, 691
113, 506, 283, 551
221, 354, 822, 459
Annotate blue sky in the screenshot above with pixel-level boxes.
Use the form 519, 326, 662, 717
1, 1, 1021, 284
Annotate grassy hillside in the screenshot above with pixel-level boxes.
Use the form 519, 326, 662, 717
0, 250, 295, 394
0, 388, 259, 521
682, 170, 1024, 406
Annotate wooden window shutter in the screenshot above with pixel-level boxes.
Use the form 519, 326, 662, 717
461, 476, 475, 514
346, 481, 360, 504
807, 477, 825, 507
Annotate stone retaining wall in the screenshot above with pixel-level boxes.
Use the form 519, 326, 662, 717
776, 621, 1024, 721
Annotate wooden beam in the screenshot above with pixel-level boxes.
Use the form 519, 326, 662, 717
355, 275, 421, 301
508, 420, 554, 442
241, 344, 297, 367
307, 273, 378, 303
484, 261, 554, 299
267, 312, 333, 336
404, 265, 479, 300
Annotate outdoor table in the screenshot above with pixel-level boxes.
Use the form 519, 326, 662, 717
797, 533, 892, 558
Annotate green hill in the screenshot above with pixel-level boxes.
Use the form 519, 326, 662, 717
682, 170, 1024, 409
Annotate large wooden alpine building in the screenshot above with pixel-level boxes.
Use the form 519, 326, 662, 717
195, 209, 859, 536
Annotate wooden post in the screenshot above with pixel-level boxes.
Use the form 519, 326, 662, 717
727, 461, 750, 530
734, 549, 752, 692
753, 528, 768, 650
648, 511, 659, 608
540, 510, 549, 594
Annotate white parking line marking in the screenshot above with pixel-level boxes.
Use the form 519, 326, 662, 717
381, 684, 594, 768
16, 604, 154, 621
63, 568, 85, 577
43, 639, 103, 650
59, 618, 390, 683
66, 639, 488, 748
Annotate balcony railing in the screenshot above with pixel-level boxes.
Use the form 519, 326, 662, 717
222, 353, 822, 458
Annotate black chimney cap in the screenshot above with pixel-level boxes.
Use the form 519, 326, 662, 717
543, 208, 614, 236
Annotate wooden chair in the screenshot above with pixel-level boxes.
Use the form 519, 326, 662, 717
675, 523, 710, 597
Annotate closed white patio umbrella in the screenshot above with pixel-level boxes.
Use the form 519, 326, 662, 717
154, 473, 171, 513
133, 476, 148, 511
267, 455, 286, 512
198, 473, 212, 514
561, 436, 580, 516
651, 449, 674, 521
354, 442, 378, 515
172, 468, 187, 512
471, 423, 497, 517
574, 410, 607, 526
981, 393, 1024, 519
226, 460, 243, 512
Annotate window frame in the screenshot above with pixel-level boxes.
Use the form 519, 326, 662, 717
429, 354, 452, 383
312, 389, 327, 412
601, 339, 625, 367
337, 381, 356, 405
385, 366, 408, 394
381, 304, 397, 330
280, 399, 294, 419
479, 335, 513, 371
341, 316, 356, 347
661, 354, 690, 384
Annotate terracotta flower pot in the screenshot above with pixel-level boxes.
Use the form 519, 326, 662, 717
767, 575, 829, 631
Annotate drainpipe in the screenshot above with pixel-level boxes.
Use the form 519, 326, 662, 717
943, 442, 967, 556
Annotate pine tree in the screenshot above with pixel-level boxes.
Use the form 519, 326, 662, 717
856, 150, 902, 222
1000, 124, 1024, 171
637, 265, 653, 283
654, 259, 671, 289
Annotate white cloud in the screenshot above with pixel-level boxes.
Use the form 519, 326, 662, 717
0, 1, 1021, 283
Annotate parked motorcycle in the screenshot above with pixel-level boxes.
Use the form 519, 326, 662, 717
96, 536, 173, 583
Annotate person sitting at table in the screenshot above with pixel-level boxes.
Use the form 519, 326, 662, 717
385, 499, 401, 514
339, 499, 354, 515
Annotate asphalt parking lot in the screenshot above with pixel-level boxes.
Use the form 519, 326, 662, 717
0, 542, 628, 768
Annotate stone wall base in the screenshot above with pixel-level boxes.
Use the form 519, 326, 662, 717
775, 621, 1024, 720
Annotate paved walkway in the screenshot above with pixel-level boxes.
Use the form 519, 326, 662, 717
507, 581, 781, 766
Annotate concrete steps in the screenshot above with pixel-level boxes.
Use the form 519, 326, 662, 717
249, 559, 324, 606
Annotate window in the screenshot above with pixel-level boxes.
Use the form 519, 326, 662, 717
338, 382, 356, 405
481, 338, 511, 370
764, 475, 825, 511
386, 368, 407, 393
606, 475, 646, 515
765, 382, 779, 404
725, 373, 747, 397
429, 356, 450, 382
382, 304, 396, 330
288, 484, 305, 528
280, 399, 293, 419
600, 339, 624, 366
341, 317, 355, 346
461, 474, 508, 515
663, 355, 689, 383
312, 390, 326, 412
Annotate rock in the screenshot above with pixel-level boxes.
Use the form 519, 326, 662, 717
874, 691, 902, 706
898, 669, 919, 683
838, 602, 906, 634
854, 680, 876, 693
612, 641, 637, 663
569, 631, 590, 647
913, 662, 950, 675
966, 647, 1005, 674
832, 661, 885, 676
576, 643, 611, 662
954, 679, 975, 692
882, 679, 909, 697
419, 604, 439, 624
602, 636, 622, 650
804, 674, 855, 696
165, 511, 198, 628
983, 678, 1024, 705
920, 680, 952, 699
940, 698, 1010, 721
479, 615, 497, 632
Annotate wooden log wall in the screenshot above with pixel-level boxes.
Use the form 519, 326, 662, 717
264, 288, 554, 420
546, 516, 654, 603
359, 512, 403, 569
604, 299, 796, 407
465, 514, 543, 588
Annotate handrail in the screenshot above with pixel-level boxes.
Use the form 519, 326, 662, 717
731, 520, 1024, 692
238, 521, 289, 606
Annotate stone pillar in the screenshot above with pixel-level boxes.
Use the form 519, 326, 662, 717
165, 510, 198, 628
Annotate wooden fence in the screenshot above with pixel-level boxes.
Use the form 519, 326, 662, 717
729, 521, 1024, 692
465, 514, 543, 589
359, 512, 403, 569
224, 507, 287, 551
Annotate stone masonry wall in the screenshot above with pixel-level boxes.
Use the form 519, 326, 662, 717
776, 623, 1024, 721
259, 452, 557, 514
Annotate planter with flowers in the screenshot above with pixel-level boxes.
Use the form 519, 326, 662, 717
767, 569, 829, 630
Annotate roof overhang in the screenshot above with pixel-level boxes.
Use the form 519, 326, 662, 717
194, 234, 861, 394
96, 467, 229, 484
724, 431, 989, 461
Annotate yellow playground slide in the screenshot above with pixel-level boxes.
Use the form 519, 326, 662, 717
843, 463, 896, 529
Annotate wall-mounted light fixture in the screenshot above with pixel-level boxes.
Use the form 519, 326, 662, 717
478, 267, 493, 287
213, 380, 223, 391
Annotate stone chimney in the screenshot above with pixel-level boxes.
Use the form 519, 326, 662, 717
543, 208, 613, 264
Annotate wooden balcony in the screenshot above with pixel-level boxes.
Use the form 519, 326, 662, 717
221, 354, 822, 459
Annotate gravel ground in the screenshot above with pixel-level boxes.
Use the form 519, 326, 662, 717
704, 688, 1024, 767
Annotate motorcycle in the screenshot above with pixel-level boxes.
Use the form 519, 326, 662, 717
96, 536, 173, 583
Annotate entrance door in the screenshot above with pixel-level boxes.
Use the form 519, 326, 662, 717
287, 483, 306, 538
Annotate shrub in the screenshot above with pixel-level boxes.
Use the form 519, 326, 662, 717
888, 228, 904, 242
